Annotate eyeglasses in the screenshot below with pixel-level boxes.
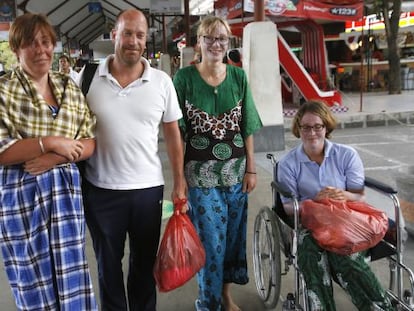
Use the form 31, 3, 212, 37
299, 124, 325, 132
202, 35, 229, 45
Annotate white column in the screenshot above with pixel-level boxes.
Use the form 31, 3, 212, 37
159, 54, 171, 76
180, 46, 196, 68
243, 21, 285, 151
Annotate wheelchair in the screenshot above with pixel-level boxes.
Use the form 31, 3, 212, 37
252, 153, 414, 310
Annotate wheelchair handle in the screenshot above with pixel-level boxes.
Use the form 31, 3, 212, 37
266, 153, 277, 166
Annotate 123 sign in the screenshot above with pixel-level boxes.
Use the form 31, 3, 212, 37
330, 7, 357, 16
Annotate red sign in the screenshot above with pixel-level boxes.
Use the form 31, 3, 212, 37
345, 11, 414, 32
215, 0, 244, 19
215, 0, 363, 22
318, 0, 362, 4
285, 0, 363, 21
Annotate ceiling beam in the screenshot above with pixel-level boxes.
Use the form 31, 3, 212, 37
17, 0, 30, 13
71, 16, 105, 41
103, 7, 117, 20
57, 3, 88, 28
82, 29, 107, 46
102, 0, 123, 15
46, 0, 70, 17
64, 14, 103, 38
81, 27, 105, 46
80, 22, 107, 45
121, 0, 142, 10
16, 0, 176, 50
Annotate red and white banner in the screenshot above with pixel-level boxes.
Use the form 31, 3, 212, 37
214, 0, 245, 20
215, 0, 363, 22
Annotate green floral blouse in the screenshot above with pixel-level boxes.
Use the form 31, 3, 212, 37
173, 65, 263, 188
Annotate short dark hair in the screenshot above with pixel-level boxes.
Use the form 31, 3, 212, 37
9, 13, 56, 52
291, 100, 337, 139
59, 54, 70, 62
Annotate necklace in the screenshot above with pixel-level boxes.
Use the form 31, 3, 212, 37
205, 68, 226, 95
198, 63, 226, 83
207, 69, 225, 79
197, 64, 226, 94
209, 69, 226, 95
206, 69, 226, 83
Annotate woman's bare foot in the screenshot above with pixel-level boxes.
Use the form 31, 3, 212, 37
222, 295, 241, 311
222, 283, 241, 311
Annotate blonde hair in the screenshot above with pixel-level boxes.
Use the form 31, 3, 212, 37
196, 16, 232, 38
291, 100, 337, 139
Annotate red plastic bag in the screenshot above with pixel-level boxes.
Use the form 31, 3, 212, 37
301, 198, 389, 255
153, 198, 206, 292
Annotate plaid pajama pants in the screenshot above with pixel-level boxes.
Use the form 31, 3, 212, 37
0, 164, 97, 311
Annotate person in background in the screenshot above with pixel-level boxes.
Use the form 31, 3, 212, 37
0, 13, 97, 310
277, 100, 393, 311
78, 8, 187, 311
173, 16, 263, 311
227, 48, 242, 67
58, 53, 80, 84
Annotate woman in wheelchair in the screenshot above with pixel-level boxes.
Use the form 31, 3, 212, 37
277, 100, 393, 310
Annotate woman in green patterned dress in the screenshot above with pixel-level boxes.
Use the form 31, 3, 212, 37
173, 16, 263, 311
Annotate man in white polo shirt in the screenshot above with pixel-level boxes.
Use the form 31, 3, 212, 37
78, 8, 187, 311
58, 54, 80, 84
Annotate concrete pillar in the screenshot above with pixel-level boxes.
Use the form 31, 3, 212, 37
180, 46, 195, 68
243, 21, 285, 152
159, 54, 171, 76
254, 0, 265, 21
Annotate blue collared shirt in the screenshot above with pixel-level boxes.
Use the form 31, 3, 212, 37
277, 139, 364, 203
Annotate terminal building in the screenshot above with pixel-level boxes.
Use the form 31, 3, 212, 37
1, 0, 414, 151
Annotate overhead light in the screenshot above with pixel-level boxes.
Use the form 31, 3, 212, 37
349, 41, 359, 51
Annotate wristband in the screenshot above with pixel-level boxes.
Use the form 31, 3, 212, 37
245, 171, 257, 174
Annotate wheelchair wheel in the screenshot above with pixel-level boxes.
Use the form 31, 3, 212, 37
253, 206, 282, 309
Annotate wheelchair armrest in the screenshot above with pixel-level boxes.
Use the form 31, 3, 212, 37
369, 239, 396, 261
271, 181, 297, 200
365, 176, 397, 195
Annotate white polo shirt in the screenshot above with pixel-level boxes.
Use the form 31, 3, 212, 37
69, 68, 80, 85
83, 56, 182, 190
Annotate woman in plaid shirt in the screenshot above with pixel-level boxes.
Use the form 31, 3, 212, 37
0, 13, 97, 310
